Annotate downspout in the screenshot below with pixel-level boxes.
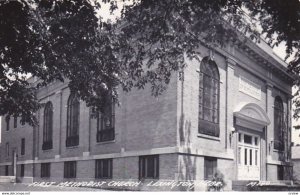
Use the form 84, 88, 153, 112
59, 90, 63, 156
225, 59, 228, 149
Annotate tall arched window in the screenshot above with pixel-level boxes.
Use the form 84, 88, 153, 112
66, 93, 80, 147
274, 96, 284, 151
96, 93, 115, 142
42, 102, 53, 150
198, 57, 220, 137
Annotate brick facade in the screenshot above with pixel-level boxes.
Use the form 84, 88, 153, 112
0, 38, 294, 190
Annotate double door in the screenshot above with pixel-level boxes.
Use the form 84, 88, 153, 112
237, 132, 260, 180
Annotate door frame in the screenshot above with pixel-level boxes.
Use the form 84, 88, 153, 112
237, 130, 261, 181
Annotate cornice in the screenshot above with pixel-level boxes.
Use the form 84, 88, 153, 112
214, 47, 293, 95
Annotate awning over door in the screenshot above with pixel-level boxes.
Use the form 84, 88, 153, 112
233, 103, 270, 131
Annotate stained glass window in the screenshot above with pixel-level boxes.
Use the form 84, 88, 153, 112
199, 58, 220, 137
274, 96, 284, 151
43, 102, 53, 150
66, 93, 80, 147
96, 93, 115, 142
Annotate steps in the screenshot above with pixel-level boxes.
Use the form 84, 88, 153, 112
232, 180, 256, 191
232, 180, 300, 191
0, 176, 16, 183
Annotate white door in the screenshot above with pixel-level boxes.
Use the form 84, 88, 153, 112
237, 132, 260, 180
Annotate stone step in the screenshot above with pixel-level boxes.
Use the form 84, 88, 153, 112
17, 177, 34, 183
232, 180, 299, 191
0, 176, 16, 183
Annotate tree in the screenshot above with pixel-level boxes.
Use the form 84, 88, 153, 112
0, 0, 299, 125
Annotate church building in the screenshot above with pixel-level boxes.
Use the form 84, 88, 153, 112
0, 33, 295, 190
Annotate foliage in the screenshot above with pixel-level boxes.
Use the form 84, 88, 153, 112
0, 0, 299, 125
207, 169, 226, 191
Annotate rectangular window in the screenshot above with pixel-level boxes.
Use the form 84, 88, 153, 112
21, 138, 25, 155
204, 157, 217, 180
95, 159, 112, 179
249, 149, 252, 166
6, 116, 10, 131
6, 142, 9, 157
139, 155, 159, 179
64, 161, 76, 178
20, 164, 25, 177
244, 134, 252, 144
254, 137, 258, 145
14, 117, 17, 128
5, 165, 9, 176
96, 96, 115, 142
244, 148, 247, 165
41, 163, 51, 178
277, 165, 284, 180
238, 133, 242, 142
255, 150, 258, 166
21, 115, 25, 126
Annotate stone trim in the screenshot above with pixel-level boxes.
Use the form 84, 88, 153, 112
197, 133, 221, 141
0, 146, 235, 165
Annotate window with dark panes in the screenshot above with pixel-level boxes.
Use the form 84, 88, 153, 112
6, 142, 9, 157
20, 164, 24, 177
5, 165, 9, 176
249, 149, 252, 165
21, 115, 25, 126
96, 93, 115, 142
199, 57, 220, 137
274, 96, 284, 151
64, 161, 76, 178
95, 159, 112, 179
66, 93, 80, 147
6, 115, 10, 131
21, 138, 25, 155
139, 155, 159, 179
14, 116, 17, 128
41, 163, 51, 178
277, 165, 284, 180
204, 157, 217, 180
43, 102, 53, 150
244, 134, 252, 144
244, 148, 247, 165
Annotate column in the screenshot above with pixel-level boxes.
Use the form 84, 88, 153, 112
266, 83, 274, 155
226, 57, 237, 180
56, 90, 63, 157
226, 57, 237, 149
265, 83, 274, 180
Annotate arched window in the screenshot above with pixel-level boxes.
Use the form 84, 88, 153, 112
198, 57, 220, 137
66, 93, 80, 147
274, 96, 284, 151
42, 102, 53, 150
96, 93, 115, 142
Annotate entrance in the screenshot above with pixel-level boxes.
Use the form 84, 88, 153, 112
237, 132, 260, 180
